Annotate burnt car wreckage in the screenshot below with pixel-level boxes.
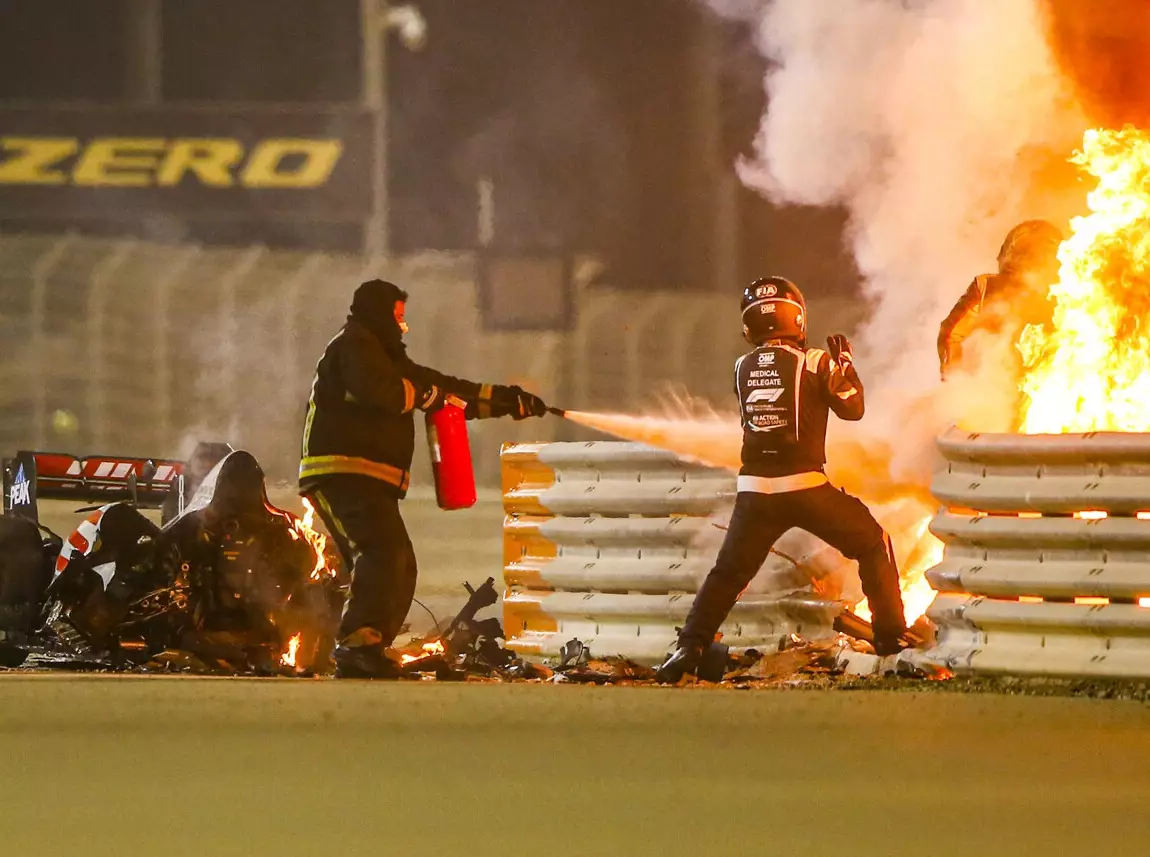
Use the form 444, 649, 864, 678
0, 444, 533, 678
0, 444, 349, 673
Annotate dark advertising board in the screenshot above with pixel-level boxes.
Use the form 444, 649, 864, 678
0, 105, 374, 220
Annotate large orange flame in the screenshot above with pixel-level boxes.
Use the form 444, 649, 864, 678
1020, 127, 1150, 432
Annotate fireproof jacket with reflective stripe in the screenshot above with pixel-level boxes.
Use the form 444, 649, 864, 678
299, 319, 495, 497
735, 342, 864, 479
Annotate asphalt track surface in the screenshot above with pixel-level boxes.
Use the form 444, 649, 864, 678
0, 676, 1147, 857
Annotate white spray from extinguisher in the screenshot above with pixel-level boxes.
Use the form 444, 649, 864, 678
554, 407, 742, 471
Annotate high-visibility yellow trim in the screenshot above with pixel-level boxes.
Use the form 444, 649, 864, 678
735, 471, 827, 495
301, 399, 317, 456
401, 378, 416, 413
478, 383, 493, 419
299, 455, 411, 491
309, 487, 350, 541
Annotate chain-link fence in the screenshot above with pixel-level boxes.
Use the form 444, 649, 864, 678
0, 233, 752, 487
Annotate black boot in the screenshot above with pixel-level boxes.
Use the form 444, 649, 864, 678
655, 644, 704, 684
333, 644, 405, 679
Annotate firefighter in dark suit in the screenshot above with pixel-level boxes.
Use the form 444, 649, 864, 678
937, 220, 1063, 378
299, 279, 547, 678
656, 277, 908, 682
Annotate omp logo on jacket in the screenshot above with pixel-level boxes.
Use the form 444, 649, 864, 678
0, 136, 344, 188
8, 464, 31, 507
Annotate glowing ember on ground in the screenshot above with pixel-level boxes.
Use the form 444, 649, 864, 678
1074, 597, 1110, 606
1020, 127, 1150, 433
1074, 510, 1109, 520
281, 633, 301, 667
1139, 597, 1150, 608
400, 639, 446, 664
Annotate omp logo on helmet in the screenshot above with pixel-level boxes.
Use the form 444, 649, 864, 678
8, 464, 31, 508
0, 137, 344, 189
757, 351, 776, 366
755, 283, 778, 298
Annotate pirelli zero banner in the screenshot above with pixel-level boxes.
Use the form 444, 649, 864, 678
0, 106, 374, 220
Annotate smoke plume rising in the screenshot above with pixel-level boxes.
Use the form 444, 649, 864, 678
706, 0, 1093, 484
566, 2, 1115, 620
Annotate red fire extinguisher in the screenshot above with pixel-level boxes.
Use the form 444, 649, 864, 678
426, 400, 477, 510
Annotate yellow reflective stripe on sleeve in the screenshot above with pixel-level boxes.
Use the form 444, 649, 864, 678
299, 455, 411, 491
478, 383, 493, 419
401, 378, 416, 413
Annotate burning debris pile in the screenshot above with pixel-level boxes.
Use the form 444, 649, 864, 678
479, 633, 948, 687
338, 578, 543, 682
0, 447, 345, 676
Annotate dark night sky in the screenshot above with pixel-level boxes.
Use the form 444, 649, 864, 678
0, 0, 856, 293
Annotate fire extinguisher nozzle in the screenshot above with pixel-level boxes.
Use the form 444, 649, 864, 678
547, 407, 567, 418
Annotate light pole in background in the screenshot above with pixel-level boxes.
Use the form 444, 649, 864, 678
124, 0, 162, 105
361, 0, 427, 260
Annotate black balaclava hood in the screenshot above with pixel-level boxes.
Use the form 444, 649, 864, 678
349, 279, 408, 356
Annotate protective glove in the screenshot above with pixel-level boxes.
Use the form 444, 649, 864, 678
826, 334, 854, 370
491, 384, 548, 420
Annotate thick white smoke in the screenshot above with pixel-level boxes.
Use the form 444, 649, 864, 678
711, 0, 1089, 484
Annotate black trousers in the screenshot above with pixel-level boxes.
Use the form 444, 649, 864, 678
304, 475, 416, 647
680, 483, 908, 655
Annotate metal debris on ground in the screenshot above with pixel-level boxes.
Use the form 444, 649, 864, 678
389, 578, 549, 681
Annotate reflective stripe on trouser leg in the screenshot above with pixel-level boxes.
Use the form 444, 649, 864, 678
306, 488, 353, 573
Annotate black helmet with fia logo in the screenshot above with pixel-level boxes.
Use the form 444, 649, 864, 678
740, 276, 807, 345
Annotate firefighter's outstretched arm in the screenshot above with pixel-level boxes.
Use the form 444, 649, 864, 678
404, 359, 548, 420
822, 334, 865, 421
938, 278, 985, 376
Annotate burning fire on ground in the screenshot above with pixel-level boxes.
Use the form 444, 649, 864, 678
285, 498, 334, 580
281, 633, 301, 668
399, 639, 445, 665
278, 499, 336, 667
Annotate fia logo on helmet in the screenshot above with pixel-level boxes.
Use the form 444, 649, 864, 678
8, 464, 30, 508
756, 283, 778, 299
